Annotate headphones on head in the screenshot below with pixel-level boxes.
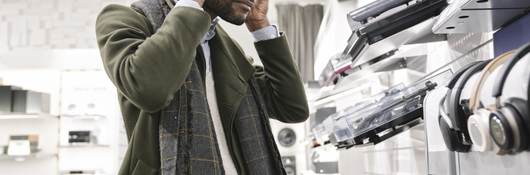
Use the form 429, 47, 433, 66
489, 43, 530, 154
438, 61, 490, 152
466, 51, 514, 152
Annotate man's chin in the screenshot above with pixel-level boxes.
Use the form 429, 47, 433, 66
227, 20, 245, 26
221, 14, 247, 26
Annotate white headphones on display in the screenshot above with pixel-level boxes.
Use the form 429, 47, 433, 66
438, 61, 489, 152
466, 51, 514, 152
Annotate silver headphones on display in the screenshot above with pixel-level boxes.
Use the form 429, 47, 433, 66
466, 51, 514, 152
489, 43, 530, 154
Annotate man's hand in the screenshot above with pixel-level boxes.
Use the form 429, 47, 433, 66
246, 0, 270, 32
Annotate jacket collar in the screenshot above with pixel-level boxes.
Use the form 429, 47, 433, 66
211, 26, 255, 82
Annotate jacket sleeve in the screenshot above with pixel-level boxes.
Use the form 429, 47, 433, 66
253, 35, 310, 123
95, 5, 211, 112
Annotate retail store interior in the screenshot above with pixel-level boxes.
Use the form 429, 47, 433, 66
1, 0, 530, 174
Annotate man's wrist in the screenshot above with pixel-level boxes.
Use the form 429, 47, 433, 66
252, 25, 280, 41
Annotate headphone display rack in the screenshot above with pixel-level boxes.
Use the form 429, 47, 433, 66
320, 0, 448, 85
332, 103, 424, 149
331, 81, 437, 149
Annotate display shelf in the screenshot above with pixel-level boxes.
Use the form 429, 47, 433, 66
433, 0, 530, 34
59, 170, 106, 175
0, 153, 57, 162
349, 0, 448, 68
0, 113, 58, 120
0, 49, 104, 70
60, 114, 106, 121
59, 144, 110, 148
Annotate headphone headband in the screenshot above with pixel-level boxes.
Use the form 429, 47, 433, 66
447, 62, 482, 89
447, 61, 489, 131
469, 51, 514, 111
492, 43, 530, 98
439, 95, 453, 128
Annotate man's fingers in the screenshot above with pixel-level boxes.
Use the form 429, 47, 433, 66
254, 0, 267, 8
194, 0, 205, 6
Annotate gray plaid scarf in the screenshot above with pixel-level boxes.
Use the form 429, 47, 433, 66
131, 0, 287, 174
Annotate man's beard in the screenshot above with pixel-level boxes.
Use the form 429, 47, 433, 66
205, 1, 246, 25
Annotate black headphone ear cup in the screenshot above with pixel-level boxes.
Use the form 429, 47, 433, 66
505, 98, 530, 151
489, 111, 514, 150
439, 116, 471, 152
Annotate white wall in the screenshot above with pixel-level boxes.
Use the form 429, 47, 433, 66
0, 0, 132, 51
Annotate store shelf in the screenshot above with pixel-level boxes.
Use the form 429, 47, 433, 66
0, 113, 58, 120
0, 49, 103, 70
0, 153, 57, 162
60, 114, 106, 121
433, 0, 530, 34
361, 146, 426, 153
60, 170, 106, 175
59, 144, 110, 148
460, 0, 530, 10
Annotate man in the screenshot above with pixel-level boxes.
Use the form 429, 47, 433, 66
95, 0, 308, 174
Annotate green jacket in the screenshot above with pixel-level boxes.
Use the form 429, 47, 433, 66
96, 4, 309, 175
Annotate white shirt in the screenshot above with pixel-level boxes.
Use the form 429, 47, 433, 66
173, 1, 280, 174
